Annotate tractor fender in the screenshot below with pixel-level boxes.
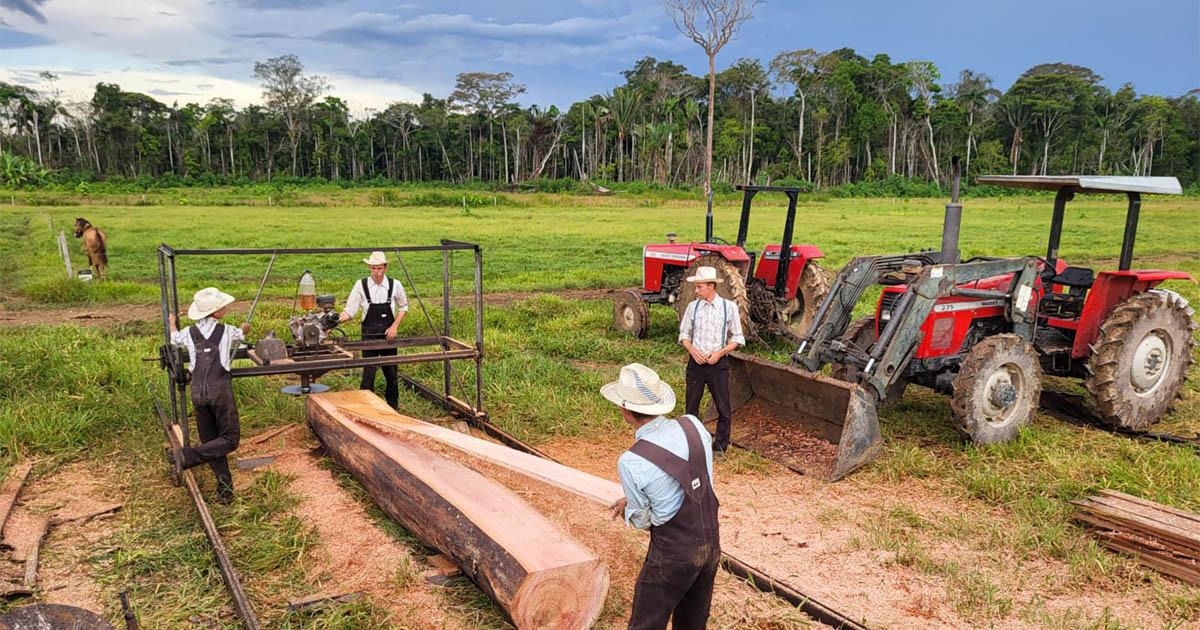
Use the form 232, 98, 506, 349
1073, 270, 1196, 358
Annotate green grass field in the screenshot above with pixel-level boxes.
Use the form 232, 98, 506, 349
1, 188, 1198, 627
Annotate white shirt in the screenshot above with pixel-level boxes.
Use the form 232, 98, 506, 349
170, 317, 245, 371
342, 276, 409, 321
617, 415, 715, 529
678, 295, 746, 353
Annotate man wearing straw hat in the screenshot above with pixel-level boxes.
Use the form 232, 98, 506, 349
168, 287, 252, 504
604, 363, 719, 630
338, 251, 409, 409
678, 266, 744, 458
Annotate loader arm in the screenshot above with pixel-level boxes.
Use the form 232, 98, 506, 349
799, 256, 1040, 402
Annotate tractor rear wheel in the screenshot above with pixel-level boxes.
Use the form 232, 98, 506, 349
950, 334, 1041, 445
612, 290, 650, 338
1083, 290, 1196, 430
785, 261, 831, 338
830, 316, 908, 404
675, 254, 753, 337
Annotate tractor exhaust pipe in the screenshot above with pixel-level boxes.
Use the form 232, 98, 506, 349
940, 156, 963, 265
717, 353, 882, 481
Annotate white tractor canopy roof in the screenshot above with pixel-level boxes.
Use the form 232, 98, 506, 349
976, 175, 1182, 195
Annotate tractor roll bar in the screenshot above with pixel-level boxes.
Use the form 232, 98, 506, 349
736, 185, 808, 298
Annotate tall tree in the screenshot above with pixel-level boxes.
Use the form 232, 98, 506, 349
770, 48, 819, 173
253, 54, 328, 176
664, 0, 761, 201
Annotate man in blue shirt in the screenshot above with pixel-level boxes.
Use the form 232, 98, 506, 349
604, 363, 720, 630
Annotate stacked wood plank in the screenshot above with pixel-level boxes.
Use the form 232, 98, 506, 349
307, 392, 610, 630
1072, 489, 1200, 585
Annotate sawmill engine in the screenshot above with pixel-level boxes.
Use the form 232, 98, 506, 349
289, 294, 340, 348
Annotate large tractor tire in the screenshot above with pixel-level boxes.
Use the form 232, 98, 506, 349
950, 334, 1042, 445
612, 289, 650, 339
675, 254, 753, 336
1083, 290, 1196, 430
830, 316, 908, 405
785, 261, 831, 339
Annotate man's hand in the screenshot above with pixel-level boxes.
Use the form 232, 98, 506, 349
688, 348, 708, 365
608, 497, 628, 521
240, 322, 252, 334
168, 313, 178, 333
385, 324, 398, 340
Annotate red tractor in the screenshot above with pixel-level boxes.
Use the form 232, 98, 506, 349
724, 162, 1196, 479
613, 185, 830, 342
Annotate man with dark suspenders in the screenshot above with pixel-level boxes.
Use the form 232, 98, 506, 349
169, 287, 252, 504
603, 363, 720, 630
678, 266, 745, 458
338, 251, 409, 409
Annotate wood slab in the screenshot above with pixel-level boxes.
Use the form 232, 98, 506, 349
309, 391, 623, 506
307, 395, 610, 629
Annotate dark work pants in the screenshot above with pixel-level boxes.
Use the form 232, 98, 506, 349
685, 357, 731, 451
185, 395, 241, 491
628, 541, 721, 630
361, 347, 399, 408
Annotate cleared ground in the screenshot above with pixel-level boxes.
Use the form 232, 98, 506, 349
0, 189, 1198, 627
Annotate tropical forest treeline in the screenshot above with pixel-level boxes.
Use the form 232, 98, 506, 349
1, 51, 1197, 191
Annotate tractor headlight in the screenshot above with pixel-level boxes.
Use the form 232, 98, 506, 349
879, 310, 891, 323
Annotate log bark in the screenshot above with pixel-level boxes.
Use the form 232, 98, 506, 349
307, 395, 609, 630
310, 391, 624, 506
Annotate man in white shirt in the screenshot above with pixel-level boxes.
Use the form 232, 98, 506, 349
678, 266, 745, 457
603, 363, 720, 630
338, 251, 409, 409
168, 287, 252, 504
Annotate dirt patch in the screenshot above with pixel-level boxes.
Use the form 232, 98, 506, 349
239, 427, 480, 628
0, 288, 616, 330
0, 302, 161, 329
0, 459, 125, 613
538, 430, 1186, 629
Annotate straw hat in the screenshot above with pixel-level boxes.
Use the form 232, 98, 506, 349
363, 251, 388, 266
600, 363, 677, 416
187, 287, 236, 320
686, 266, 724, 284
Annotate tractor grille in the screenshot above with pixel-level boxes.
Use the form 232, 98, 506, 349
878, 290, 904, 323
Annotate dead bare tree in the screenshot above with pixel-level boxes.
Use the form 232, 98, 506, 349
664, 0, 760, 202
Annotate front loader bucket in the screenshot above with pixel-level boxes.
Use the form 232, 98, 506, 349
706, 352, 882, 480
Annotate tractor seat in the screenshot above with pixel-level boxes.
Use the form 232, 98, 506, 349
1050, 266, 1095, 289
1040, 266, 1094, 320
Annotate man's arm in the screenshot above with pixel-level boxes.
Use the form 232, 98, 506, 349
338, 282, 362, 324
616, 458, 653, 529
384, 281, 408, 340
678, 302, 709, 364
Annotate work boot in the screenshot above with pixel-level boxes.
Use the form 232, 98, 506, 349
216, 479, 235, 505
178, 447, 203, 471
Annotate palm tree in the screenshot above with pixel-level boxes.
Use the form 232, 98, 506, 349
607, 88, 640, 182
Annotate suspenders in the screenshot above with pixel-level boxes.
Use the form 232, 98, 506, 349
361, 277, 395, 306
689, 298, 728, 344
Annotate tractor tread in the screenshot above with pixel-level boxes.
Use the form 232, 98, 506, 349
1083, 290, 1195, 429
949, 333, 1042, 444
675, 254, 753, 337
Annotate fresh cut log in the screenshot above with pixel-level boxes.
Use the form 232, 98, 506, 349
307, 393, 610, 629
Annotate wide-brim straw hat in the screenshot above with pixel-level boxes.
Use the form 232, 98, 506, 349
600, 363, 677, 416
187, 287, 236, 320
363, 251, 388, 266
686, 265, 724, 284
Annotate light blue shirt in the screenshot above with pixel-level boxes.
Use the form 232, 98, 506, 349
617, 415, 715, 530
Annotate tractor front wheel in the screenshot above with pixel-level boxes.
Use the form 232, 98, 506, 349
950, 334, 1041, 445
830, 316, 908, 405
785, 261, 831, 339
675, 254, 752, 337
613, 290, 650, 339
1084, 290, 1196, 429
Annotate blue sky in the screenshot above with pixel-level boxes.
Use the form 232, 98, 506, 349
1, 0, 1197, 110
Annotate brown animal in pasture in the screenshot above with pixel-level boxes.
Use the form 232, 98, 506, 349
73, 217, 108, 279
